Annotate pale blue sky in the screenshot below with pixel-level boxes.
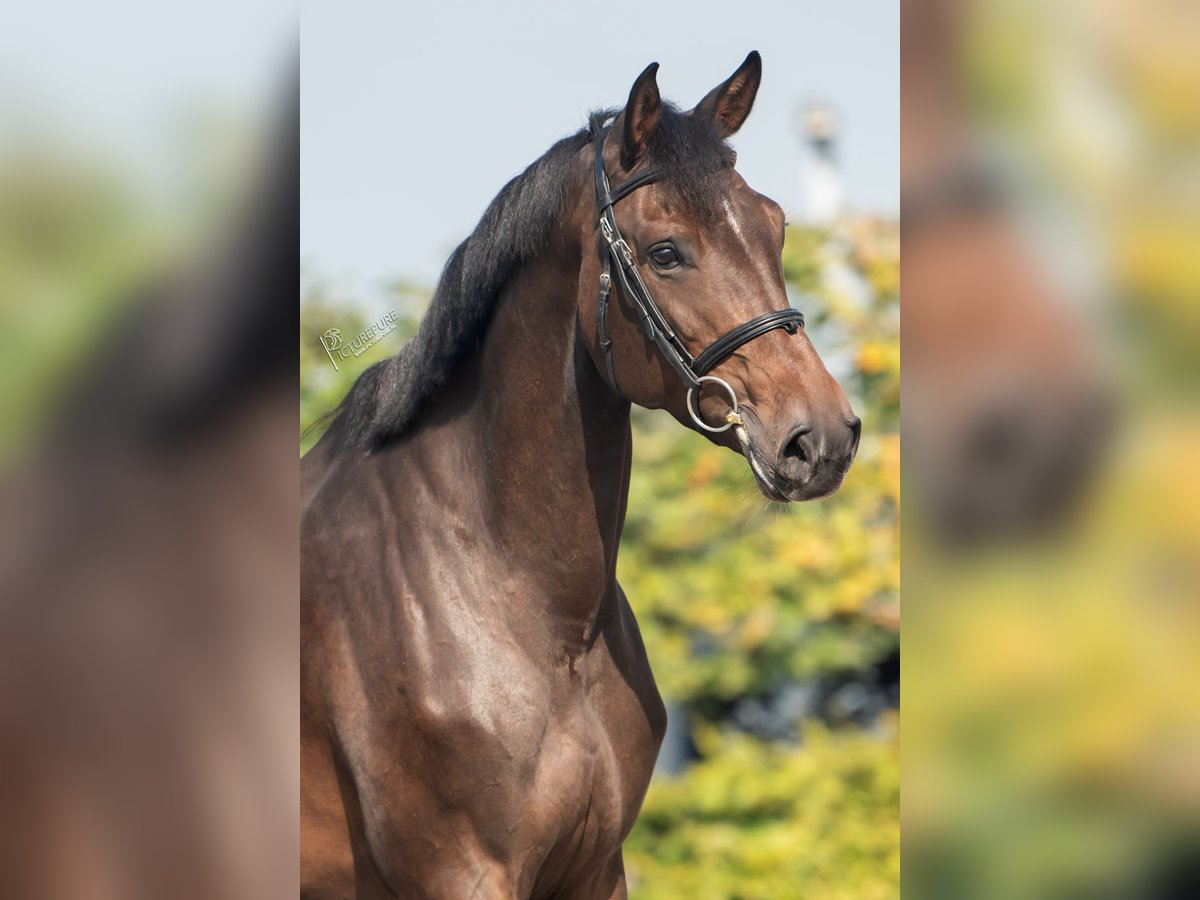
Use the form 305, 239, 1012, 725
1, 1, 292, 212
302, 0, 898, 295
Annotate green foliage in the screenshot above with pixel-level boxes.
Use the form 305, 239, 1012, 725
616, 219, 899, 895
0, 131, 253, 465
299, 277, 425, 453
782, 220, 900, 432
0, 151, 165, 464
619, 408, 898, 707
618, 220, 899, 707
781, 226, 827, 295
625, 723, 900, 900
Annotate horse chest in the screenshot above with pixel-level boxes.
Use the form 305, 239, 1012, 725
519, 671, 659, 891
326, 556, 665, 894
431, 646, 655, 828
401, 625, 661, 887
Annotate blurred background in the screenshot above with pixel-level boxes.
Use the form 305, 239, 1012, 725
302, 2, 899, 897
0, 3, 296, 899
902, 0, 1200, 897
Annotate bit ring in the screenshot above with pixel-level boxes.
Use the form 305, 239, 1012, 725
686, 376, 739, 433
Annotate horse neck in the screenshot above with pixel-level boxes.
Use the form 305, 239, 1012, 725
401, 227, 633, 632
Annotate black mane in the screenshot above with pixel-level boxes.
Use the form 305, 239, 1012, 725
332, 103, 733, 450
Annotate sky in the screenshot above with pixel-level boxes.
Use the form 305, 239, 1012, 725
302, 0, 898, 297
0, 1, 293, 186
0, 1, 895, 302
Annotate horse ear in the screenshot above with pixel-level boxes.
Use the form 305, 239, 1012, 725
694, 51, 762, 137
621, 62, 661, 169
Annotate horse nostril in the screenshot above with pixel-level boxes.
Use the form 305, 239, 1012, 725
848, 416, 862, 449
781, 425, 814, 466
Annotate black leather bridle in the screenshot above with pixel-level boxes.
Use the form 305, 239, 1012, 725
592, 124, 805, 433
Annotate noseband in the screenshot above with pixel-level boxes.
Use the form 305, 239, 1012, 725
593, 125, 805, 432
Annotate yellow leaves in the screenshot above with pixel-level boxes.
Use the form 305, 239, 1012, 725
847, 217, 901, 299
906, 414, 1200, 895
856, 340, 900, 384
876, 433, 901, 508
1105, 3, 1200, 140
620, 397, 900, 701
737, 608, 776, 651
690, 598, 733, 633
781, 225, 827, 293
865, 258, 900, 301
970, 610, 1056, 687
1115, 212, 1200, 311
686, 450, 722, 489
626, 724, 900, 899
857, 341, 890, 375
777, 533, 835, 570
831, 569, 881, 617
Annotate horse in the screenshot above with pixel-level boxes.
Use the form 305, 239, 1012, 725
301, 53, 860, 899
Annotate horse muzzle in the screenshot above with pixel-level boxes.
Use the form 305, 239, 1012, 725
735, 409, 861, 502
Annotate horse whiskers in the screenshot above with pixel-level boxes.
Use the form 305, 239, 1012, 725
734, 423, 790, 503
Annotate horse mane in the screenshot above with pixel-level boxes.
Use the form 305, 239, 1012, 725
331, 103, 734, 450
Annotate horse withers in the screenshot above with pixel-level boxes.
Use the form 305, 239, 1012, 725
301, 52, 859, 899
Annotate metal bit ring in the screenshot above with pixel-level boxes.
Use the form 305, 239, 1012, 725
686, 375, 740, 433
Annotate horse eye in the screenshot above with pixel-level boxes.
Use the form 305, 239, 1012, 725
649, 244, 680, 269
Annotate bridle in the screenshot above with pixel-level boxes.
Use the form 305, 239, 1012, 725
592, 123, 805, 433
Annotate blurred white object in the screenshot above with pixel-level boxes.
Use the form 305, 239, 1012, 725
797, 101, 843, 224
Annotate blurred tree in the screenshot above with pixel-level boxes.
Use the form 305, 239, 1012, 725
0, 151, 161, 464
626, 723, 899, 900
620, 220, 898, 895
299, 276, 423, 453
